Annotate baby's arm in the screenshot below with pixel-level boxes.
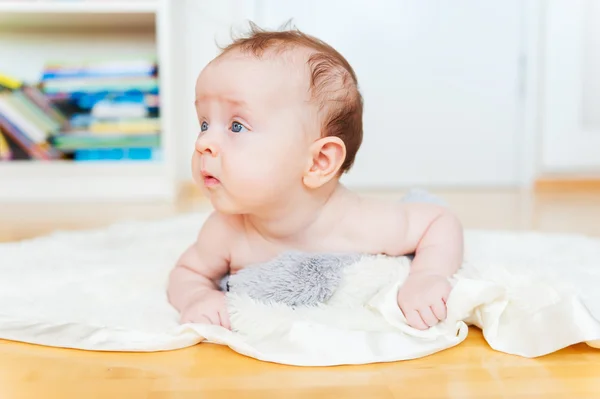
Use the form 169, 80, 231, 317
167, 212, 232, 328
391, 203, 464, 330
395, 202, 463, 277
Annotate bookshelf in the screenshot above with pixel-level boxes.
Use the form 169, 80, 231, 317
0, 1, 159, 16
0, 0, 178, 202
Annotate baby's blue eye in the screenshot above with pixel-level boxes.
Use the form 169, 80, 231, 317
231, 121, 248, 133
200, 121, 209, 131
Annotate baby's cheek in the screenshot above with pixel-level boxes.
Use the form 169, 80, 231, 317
235, 163, 294, 197
239, 155, 275, 177
230, 143, 302, 188
237, 167, 279, 188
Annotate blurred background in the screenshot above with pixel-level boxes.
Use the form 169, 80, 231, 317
0, 0, 599, 236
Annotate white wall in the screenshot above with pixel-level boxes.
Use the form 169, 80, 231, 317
174, 0, 527, 188
582, 0, 600, 131
539, 0, 600, 173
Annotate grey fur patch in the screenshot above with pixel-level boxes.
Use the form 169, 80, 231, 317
223, 251, 360, 307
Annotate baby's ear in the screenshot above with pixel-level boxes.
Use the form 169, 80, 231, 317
303, 136, 346, 189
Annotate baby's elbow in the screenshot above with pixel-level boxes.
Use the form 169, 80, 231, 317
166, 269, 177, 301
426, 206, 463, 242
443, 207, 462, 227
442, 208, 464, 238
166, 264, 184, 299
442, 210, 464, 252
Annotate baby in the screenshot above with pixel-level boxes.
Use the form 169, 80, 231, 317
167, 24, 464, 331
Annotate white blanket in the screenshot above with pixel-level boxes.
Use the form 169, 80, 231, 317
0, 211, 598, 366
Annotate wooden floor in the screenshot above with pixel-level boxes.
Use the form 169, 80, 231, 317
1, 188, 599, 398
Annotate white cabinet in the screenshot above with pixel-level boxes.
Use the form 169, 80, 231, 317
540, 0, 600, 174
0, 0, 178, 202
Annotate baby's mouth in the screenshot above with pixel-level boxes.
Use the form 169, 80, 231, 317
203, 174, 220, 187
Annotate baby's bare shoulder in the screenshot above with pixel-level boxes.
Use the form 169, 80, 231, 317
335, 197, 400, 254
196, 211, 244, 249
349, 197, 445, 256
362, 198, 403, 230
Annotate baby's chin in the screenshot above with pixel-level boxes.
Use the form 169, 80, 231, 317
204, 191, 244, 215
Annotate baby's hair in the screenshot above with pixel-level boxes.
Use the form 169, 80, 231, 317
218, 21, 363, 174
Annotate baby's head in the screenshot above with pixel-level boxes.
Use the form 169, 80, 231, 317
192, 23, 363, 214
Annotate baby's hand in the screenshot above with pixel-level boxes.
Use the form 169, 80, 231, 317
180, 290, 230, 329
396, 271, 451, 330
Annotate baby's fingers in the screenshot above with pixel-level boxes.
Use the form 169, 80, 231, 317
405, 309, 428, 330
431, 300, 447, 321
181, 313, 211, 324
203, 313, 220, 325
183, 309, 221, 325
418, 306, 439, 328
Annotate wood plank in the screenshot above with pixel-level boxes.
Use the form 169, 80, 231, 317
0, 329, 597, 399
535, 177, 600, 192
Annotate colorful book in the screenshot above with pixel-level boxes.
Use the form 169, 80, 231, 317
0, 73, 22, 90
4, 133, 30, 160
0, 91, 61, 143
0, 56, 162, 161
22, 86, 69, 129
42, 59, 157, 81
88, 117, 160, 134
74, 147, 162, 162
50, 133, 160, 151
43, 77, 159, 96
0, 112, 61, 160
6, 91, 62, 134
0, 131, 11, 160
0, 88, 65, 160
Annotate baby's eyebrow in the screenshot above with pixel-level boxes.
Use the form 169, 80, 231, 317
194, 95, 249, 109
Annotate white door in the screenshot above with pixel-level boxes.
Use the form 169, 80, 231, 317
541, 0, 600, 173
254, 0, 524, 188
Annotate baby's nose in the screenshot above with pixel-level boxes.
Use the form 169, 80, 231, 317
195, 134, 219, 157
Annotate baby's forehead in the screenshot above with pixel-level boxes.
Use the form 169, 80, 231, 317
213, 46, 313, 81
197, 47, 313, 100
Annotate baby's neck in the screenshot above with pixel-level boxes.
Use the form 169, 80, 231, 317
243, 182, 359, 245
